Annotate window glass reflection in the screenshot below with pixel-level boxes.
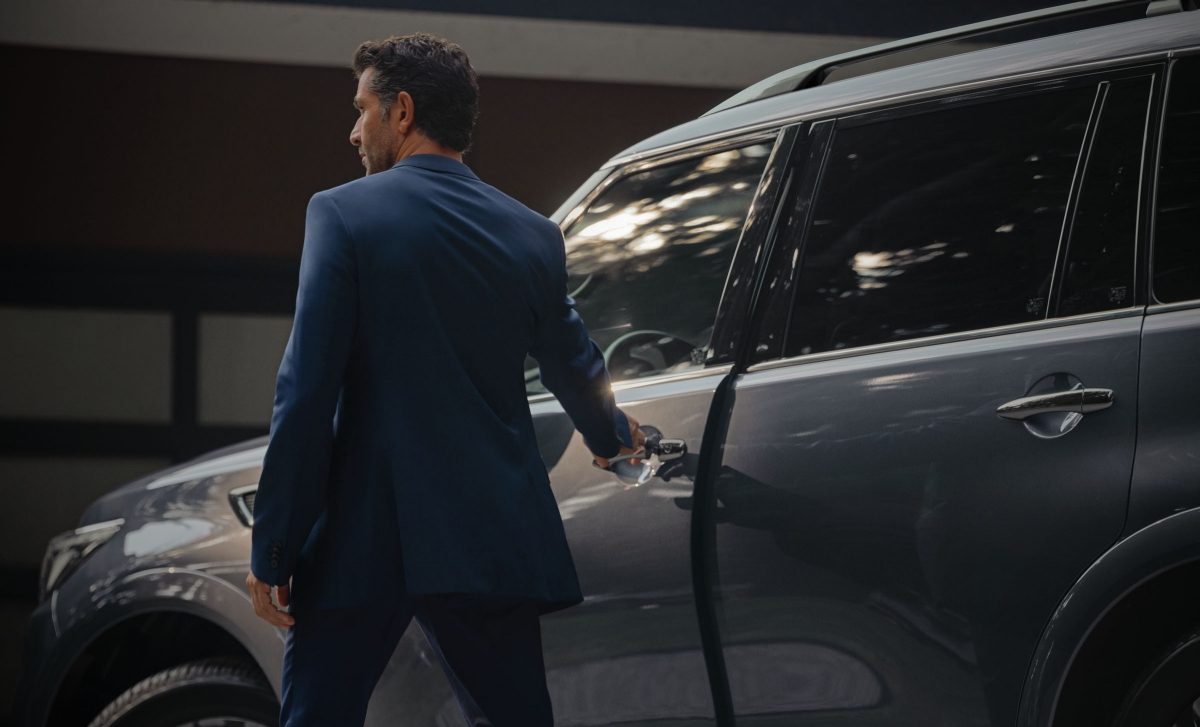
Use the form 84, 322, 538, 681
1058, 76, 1151, 316
526, 143, 771, 394
1154, 56, 1200, 304
786, 85, 1096, 356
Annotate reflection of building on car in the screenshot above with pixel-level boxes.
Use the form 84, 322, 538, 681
524, 143, 771, 391
16, 3, 1200, 727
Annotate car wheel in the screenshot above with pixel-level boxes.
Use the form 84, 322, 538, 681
1113, 628, 1200, 727
85, 656, 278, 727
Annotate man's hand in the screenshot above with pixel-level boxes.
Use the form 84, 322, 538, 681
246, 570, 295, 628
593, 412, 646, 469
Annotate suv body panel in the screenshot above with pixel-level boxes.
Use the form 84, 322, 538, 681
713, 314, 1141, 725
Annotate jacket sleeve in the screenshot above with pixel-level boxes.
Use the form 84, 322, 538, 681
529, 224, 630, 460
250, 192, 358, 586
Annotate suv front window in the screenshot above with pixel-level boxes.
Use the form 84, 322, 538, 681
526, 142, 772, 395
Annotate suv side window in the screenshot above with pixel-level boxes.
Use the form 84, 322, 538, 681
526, 142, 772, 394
784, 84, 1096, 357
1154, 56, 1200, 303
1056, 75, 1153, 316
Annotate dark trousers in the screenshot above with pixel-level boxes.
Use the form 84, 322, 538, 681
279, 592, 554, 726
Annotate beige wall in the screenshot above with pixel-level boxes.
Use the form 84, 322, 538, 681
0, 307, 172, 423
198, 313, 292, 426
0, 306, 297, 569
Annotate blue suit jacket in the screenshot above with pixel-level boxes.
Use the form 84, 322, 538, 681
249, 154, 628, 614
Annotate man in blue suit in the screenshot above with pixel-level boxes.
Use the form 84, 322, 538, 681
244, 33, 641, 726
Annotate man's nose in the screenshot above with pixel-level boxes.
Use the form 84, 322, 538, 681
349, 118, 362, 147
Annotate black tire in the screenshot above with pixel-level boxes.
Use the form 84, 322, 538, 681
85, 656, 279, 727
1114, 629, 1200, 727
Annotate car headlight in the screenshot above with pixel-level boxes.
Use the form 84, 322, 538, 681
39, 518, 124, 601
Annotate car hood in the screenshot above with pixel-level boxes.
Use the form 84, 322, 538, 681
77, 436, 269, 526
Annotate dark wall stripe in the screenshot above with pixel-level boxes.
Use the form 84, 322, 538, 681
0, 420, 266, 461
0, 250, 300, 313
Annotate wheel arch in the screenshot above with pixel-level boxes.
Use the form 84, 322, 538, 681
34, 568, 281, 727
1018, 506, 1200, 727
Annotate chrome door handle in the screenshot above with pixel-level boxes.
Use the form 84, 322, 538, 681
996, 388, 1114, 421
639, 426, 687, 462
598, 425, 688, 486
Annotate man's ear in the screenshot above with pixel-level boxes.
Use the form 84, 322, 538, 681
392, 91, 415, 134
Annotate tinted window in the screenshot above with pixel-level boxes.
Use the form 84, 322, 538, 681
1154, 56, 1200, 303
785, 85, 1096, 357
526, 143, 771, 394
1057, 76, 1151, 316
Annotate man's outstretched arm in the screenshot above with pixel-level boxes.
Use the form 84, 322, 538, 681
247, 192, 358, 615
529, 225, 640, 462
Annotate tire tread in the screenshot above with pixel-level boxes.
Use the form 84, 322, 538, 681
85, 656, 273, 727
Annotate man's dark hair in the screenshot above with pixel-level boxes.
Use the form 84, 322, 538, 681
353, 32, 480, 152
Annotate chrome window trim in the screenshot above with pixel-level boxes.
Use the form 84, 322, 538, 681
1048, 81, 1109, 315
744, 307, 1145, 374
550, 167, 615, 226
1148, 55, 1171, 305
1148, 300, 1200, 314
612, 363, 734, 392
606, 50, 1175, 170
526, 363, 735, 405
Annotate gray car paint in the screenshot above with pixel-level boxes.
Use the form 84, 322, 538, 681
529, 374, 723, 727
1125, 305, 1200, 533
710, 312, 1141, 726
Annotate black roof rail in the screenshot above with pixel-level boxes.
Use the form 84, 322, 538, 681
704, 0, 1155, 116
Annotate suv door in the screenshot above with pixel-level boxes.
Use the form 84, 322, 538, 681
705, 68, 1157, 727
1128, 53, 1200, 533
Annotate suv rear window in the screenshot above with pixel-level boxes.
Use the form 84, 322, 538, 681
785, 84, 1096, 356
1056, 75, 1152, 316
1154, 56, 1200, 304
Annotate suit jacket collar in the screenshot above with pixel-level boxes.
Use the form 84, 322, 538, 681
391, 153, 479, 180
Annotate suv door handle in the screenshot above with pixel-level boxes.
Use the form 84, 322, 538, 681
996, 388, 1114, 421
637, 425, 687, 461
597, 425, 689, 486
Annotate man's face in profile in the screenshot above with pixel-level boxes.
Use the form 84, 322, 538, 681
350, 68, 399, 175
